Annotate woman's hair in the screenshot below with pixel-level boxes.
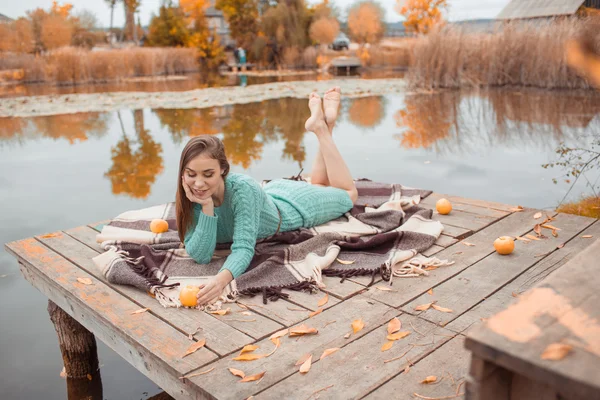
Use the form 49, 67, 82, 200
176, 135, 230, 242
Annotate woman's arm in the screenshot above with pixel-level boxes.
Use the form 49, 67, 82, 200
184, 206, 218, 264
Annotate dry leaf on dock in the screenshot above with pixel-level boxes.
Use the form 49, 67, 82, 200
541, 343, 572, 361
299, 355, 312, 373
415, 301, 436, 311
309, 309, 323, 318
182, 338, 206, 358
77, 277, 93, 285
431, 304, 453, 313
239, 345, 258, 355
351, 319, 365, 334
420, 375, 437, 384
232, 353, 268, 361
240, 371, 265, 382
289, 325, 318, 336
229, 368, 245, 378
387, 331, 411, 341
318, 293, 329, 307
533, 212, 542, 219
381, 341, 394, 351
131, 308, 150, 315
319, 348, 339, 360
387, 317, 401, 334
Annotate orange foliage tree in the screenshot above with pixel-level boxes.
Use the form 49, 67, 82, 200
0, 18, 35, 53
309, 17, 340, 45
397, 0, 447, 34
347, 1, 385, 45
41, 14, 74, 50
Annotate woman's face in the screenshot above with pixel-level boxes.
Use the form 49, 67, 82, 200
183, 153, 223, 200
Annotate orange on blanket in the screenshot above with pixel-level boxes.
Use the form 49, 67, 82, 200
179, 285, 200, 307
436, 198, 452, 215
150, 219, 169, 233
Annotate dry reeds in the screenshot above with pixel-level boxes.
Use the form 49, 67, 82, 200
0, 47, 198, 86
364, 44, 412, 68
408, 18, 600, 89
557, 196, 600, 219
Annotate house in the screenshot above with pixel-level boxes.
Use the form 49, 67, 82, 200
205, 0, 234, 47
497, 0, 600, 20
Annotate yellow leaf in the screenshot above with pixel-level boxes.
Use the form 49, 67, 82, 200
267, 338, 280, 356
241, 311, 253, 316
427, 289, 433, 295
533, 212, 542, 219
525, 234, 541, 241
351, 319, 365, 334
582, 235, 593, 238
374, 286, 395, 292
431, 304, 453, 313
516, 236, 531, 242
415, 302, 434, 311
180, 367, 215, 379
299, 355, 312, 373
387, 317, 401, 334
208, 308, 230, 316
289, 325, 318, 336
131, 308, 150, 315
183, 338, 206, 358
295, 353, 312, 366
461, 241, 475, 247
387, 331, 411, 341
541, 224, 561, 231
239, 345, 258, 355
420, 375, 437, 384
534, 224, 542, 236
318, 293, 329, 307
509, 206, 524, 212
228, 368, 245, 378
336, 258, 355, 265
77, 277, 93, 285
381, 341, 394, 351
552, 229, 558, 238
541, 343, 572, 360
40, 233, 61, 238
232, 353, 268, 361
309, 309, 323, 318
240, 371, 265, 382
319, 348, 340, 360
269, 328, 289, 342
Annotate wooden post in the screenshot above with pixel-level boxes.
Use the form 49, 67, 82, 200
48, 300, 103, 399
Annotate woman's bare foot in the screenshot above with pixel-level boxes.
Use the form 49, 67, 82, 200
323, 86, 341, 130
305, 92, 329, 134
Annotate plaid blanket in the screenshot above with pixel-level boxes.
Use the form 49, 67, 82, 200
92, 179, 453, 308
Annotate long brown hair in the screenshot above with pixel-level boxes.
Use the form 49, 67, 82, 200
176, 135, 230, 242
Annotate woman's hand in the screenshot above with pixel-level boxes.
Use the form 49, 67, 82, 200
182, 177, 214, 216
196, 270, 233, 306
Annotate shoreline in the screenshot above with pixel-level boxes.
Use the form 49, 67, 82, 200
0, 78, 407, 118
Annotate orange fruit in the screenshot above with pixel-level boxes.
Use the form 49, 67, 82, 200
150, 219, 169, 233
179, 285, 200, 307
494, 236, 515, 255
436, 198, 452, 215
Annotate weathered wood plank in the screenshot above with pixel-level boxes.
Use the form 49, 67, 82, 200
447, 220, 600, 335
364, 209, 550, 309
257, 314, 456, 400
420, 195, 511, 219
51, 227, 255, 356
216, 302, 284, 340
436, 234, 459, 248
429, 209, 498, 233
188, 295, 395, 400
424, 193, 518, 213
321, 275, 366, 299
422, 244, 445, 257
403, 213, 595, 326
438, 224, 472, 240
364, 336, 469, 400
5, 238, 217, 400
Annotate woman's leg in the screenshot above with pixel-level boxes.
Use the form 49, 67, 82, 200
309, 87, 341, 187
305, 93, 358, 203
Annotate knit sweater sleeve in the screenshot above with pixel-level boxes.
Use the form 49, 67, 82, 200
219, 180, 262, 279
184, 206, 218, 264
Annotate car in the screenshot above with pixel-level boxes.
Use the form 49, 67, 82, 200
331, 33, 350, 51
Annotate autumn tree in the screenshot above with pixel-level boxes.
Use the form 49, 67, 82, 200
261, 0, 312, 50
0, 18, 34, 53
309, 17, 339, 45
397, 0, 447, 34
41, 14, 74, 50
312, 0, 340, 20
180, 0, 226, 68
216, 0, 259, 50
147, 4, 189, 47
347, 1, 385, 45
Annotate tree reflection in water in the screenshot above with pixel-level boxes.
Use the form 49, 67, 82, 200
348, 96, 386, 129
154, 108, 219, 143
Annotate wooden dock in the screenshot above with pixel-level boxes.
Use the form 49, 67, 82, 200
5, 192, 599, 400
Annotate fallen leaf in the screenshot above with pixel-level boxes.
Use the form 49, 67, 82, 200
295, 353, 312, 366
387, 317, 401, 334
319, 348, 339, 360
232, 353, 268, 361
299, 355, 312, 373
77, 277, 93, 285
541, 224, 561, 231
404, 365, 410, 374
351, 319, 365, 334
461, 241, 476, 247
208, 308, 230, 316
431, 304, 453, 313
533, 212, 542, 219
534, 224, 542, 236
552, 229, 558, 238
381, 341, 394, 351
239, 345, 258, 355
509, 206, 524, 212
240, 371, 265, 382
557, 243, 565, 249
228, 368, 245, 378
180, 367, 215, 379
415, 302, 435, 311
336, 258, 355, 265
344, 333, 351, 339
131, 308, 150, 315
237, 303, 248, 310
239, 311, 253, 317
387, 331, 411, 341
427, 289, 433, 295
269, 328, 289, 342
289, 325, 318, 336
420, 375, 437, 384
318, 293, 329, 307
512, 292, 519, 298
183, 338, 206, 358
309, 309, 323, 318
525, 234, 541, 241
452, 251, 463, 255
374, 286, 395, 292
516, 236, 531, 242
40, 233, 61, 238
268, 337, 280, 356
582, 235, 593, 238
541, 343, 572, 360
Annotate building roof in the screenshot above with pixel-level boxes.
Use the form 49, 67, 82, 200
497, 0, 585, 19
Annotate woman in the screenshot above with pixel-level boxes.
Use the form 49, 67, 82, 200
176, 87, 358, 306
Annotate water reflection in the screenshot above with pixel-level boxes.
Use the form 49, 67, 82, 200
348, 96, 386, 129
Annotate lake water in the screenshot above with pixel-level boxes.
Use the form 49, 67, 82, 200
1, 88, 599, 399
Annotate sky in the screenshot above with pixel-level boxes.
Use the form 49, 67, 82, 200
1, 0, 511, 27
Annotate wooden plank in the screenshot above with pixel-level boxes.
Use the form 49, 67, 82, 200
364, 336, 469, 400
466, 239, 600, 400
5, 238, 217, 400
364, 209, 552, 309
422, 244, 445, 257
466, 355, 512, 400
257, 314, 456, 400
424, 193, 518, 213
54, 227, 255, 356
321, 275, 367, 300
420, 195, 511, 219
403, 213, 595, 326
215, 302, 284, 340
447, 220, 600, 335
438, 224, 472, 240
187, 295, 396, 400
436, 234, 459, 247
421, 207, 499, 233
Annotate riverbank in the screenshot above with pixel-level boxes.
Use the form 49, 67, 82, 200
0, 78, 407, 118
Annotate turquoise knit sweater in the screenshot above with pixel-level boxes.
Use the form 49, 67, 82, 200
184, 173, 353, 278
